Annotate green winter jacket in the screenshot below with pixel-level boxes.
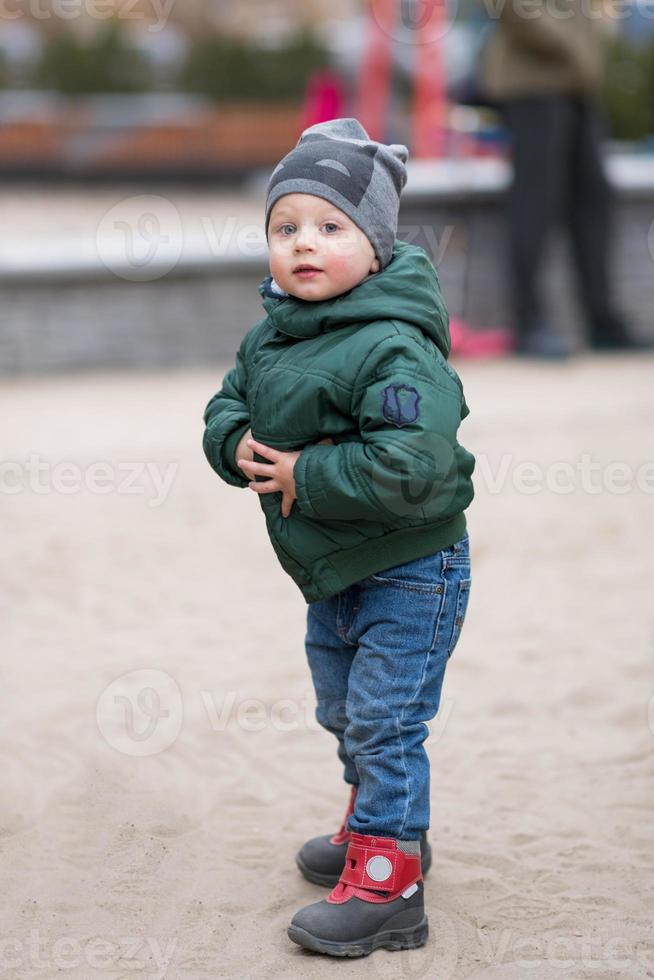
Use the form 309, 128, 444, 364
202, 239, 475, 604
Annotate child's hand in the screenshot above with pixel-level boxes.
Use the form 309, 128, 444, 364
238, 436, 335, 517
238, 438, 302, 518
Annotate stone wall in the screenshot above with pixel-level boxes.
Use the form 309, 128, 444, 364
1, 193, 652, 376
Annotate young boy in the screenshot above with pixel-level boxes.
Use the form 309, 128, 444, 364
202, 118, 475, 957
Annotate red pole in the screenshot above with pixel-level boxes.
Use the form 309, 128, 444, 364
354, 0, 395, 142
412, 0, 447, 158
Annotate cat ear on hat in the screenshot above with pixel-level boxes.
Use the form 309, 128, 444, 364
384, 143, 409, 193
389, 144, 409, 165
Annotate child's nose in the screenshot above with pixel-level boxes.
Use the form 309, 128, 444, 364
294, 226, 318, 249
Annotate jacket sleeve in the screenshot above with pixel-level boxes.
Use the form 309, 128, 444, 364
202, 338, 251, 488
292, 334, 465, 524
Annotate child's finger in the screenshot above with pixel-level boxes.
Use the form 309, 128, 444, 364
248, 480, 279, 493
238, 459, 275, 475
247, 438, 281, 461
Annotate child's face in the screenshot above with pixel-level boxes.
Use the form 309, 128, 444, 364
267, 193, 380, 302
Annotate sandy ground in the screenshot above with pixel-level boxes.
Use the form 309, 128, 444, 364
1, 353, 653, 979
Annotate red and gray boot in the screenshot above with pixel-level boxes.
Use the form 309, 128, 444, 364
288, 831, 428, 956
295, 785, 432, 887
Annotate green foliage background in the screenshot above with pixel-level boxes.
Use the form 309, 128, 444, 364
602, 36, 654, 142
6, 21, 654, 141
30, 23, 329, 104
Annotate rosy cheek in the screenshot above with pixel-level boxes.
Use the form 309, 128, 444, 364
326, 254, 356, 277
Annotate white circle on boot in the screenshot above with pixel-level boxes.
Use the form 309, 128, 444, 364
365, 855, 393, 881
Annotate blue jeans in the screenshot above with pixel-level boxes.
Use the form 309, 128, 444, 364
304, 530, 472, 841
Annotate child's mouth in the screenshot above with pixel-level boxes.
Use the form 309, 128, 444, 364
293, 266, 322, 279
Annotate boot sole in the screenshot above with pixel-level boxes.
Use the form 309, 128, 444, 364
287, 916, 429, 957
295, 845, 432, 888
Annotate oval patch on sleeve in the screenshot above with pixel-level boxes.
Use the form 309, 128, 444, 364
381, 384, 421, 427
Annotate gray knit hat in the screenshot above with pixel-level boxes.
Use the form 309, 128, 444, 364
265, 118, 409, 270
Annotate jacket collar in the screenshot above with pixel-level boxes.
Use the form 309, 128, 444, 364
260, 276, 289, 299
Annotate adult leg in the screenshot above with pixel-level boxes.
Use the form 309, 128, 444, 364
566, 98, 634, 347
503, 96, 574, 352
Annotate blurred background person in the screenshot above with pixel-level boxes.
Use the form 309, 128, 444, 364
480, 0, 648, 357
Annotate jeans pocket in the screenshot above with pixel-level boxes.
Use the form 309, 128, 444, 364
368, 551, 443, 594
447, 577, 472, 658
441, 530, 470, 569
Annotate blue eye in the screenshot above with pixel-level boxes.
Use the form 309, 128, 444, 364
323, 222, 339, 233
279, 224, 295, 235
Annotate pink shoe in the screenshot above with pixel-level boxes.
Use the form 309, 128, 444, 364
449, 316, 513, 359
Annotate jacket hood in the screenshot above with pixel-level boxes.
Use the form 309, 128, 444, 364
258, 239, 451, 359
